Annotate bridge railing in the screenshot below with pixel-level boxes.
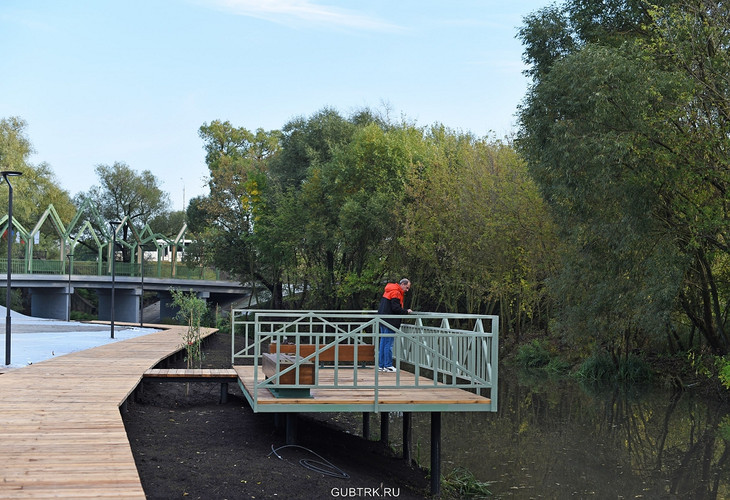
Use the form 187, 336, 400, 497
231, 310, 499, 412
0, 258, 221, 280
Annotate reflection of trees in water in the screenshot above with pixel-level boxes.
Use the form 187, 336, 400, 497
402, 371, 729, 498
594, 386, 729, 499
660, 395, 729, 499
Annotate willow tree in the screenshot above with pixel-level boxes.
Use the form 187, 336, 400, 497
518, 0, 730, 355
399, 127, 557, 339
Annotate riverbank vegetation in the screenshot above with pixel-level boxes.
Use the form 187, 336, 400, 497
514, 0, 730, 392
3, 1, 730, 396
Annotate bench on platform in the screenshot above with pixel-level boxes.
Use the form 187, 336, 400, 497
262, 353, 315, 384
143, 368, 238, 403
262, 353, 315, 398
268, 343, 375, 368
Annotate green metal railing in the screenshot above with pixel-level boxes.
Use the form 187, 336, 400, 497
0, 258, 221, 280
231, 310, 499, 413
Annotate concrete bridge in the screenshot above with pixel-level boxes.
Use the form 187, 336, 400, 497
0, 273, 248, 322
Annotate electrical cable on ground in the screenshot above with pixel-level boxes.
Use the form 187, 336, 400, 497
268, 444, 350, 479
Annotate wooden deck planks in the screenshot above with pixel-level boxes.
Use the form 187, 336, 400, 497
0, 325, 217, 499
234, 365, 491, 408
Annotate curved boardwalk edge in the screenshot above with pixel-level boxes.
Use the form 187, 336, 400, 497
0, 324, 217, 499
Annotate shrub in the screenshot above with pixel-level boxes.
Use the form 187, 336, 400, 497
545, 356, 572, 375
441, 466, 492, 499
576, 351, 616, 382
577, 351, 652, 383
617, 354, 652, 383
515, 340, 551, 369
170, 288, 208, 369
717, 356, 730, 390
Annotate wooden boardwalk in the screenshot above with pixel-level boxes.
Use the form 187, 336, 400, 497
0, 325, 216, 499
0, 324, 491, 498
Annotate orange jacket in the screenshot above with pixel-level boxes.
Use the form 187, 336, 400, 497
382, 283, 404, 307
378, 283, 407, 328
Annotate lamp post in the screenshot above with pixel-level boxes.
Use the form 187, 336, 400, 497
109, 221, 121, 339
2, 170, 22, 366
66, 253, 74, 322
139, 253, 144, 327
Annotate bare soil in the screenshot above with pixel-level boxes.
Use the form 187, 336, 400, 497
121, 332, 431, 499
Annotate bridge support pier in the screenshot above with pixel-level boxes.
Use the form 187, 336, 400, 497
98, 288, 141, 323
30, 287, 69, 320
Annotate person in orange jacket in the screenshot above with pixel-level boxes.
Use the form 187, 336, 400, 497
377, 278, 412, 372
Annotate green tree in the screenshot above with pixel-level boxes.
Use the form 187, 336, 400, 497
77, 162, 170, 259
197, 120, 285, 306
148, 210, 186, 238
0, 117, 76, 259
399, 127, 557, 339
517, 0, 730, 356
273, 111, 425, 309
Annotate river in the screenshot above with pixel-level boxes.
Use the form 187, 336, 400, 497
395, 369, 730, 498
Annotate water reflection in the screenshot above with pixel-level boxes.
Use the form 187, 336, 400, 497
398, 369, 729, 498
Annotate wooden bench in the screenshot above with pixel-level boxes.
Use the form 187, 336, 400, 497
262, 353, 315, 384
262, 353, 315, 398
143, 368, 238, 403
268, 343, 375, 367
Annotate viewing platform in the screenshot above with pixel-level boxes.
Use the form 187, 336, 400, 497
231, 310, 498, 495
231, 310, 498, 413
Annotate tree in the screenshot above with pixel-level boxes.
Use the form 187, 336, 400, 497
0, 117, 76, 259
399, 127, 557, 339
77, 162, 170, 259
149, 210, 186, 238
197, 120, 285, 306
517, 0, 730, 355
271, 111, 426, 309
170, 288, 208, 371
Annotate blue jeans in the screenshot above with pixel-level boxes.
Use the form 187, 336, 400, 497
378, 325, 394, 369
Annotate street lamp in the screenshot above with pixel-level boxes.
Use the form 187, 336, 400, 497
2, 170, 22, 366
67, 253, 74, 322
109, 221, 121, 339
139, 253, 145, 327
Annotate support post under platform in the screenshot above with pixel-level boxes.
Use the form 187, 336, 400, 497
380, 412, 389, 445
403, 412, 412, 464
362, 412, 370, 440
431, 412, 441, 496
286, 413, 298, 445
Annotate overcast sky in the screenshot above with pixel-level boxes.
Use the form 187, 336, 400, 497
1, 0, 548, 211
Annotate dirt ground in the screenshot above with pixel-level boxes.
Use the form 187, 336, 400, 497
121, 332, 432, 500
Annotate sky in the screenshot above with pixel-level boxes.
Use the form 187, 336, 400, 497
1, 0, 548, 212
